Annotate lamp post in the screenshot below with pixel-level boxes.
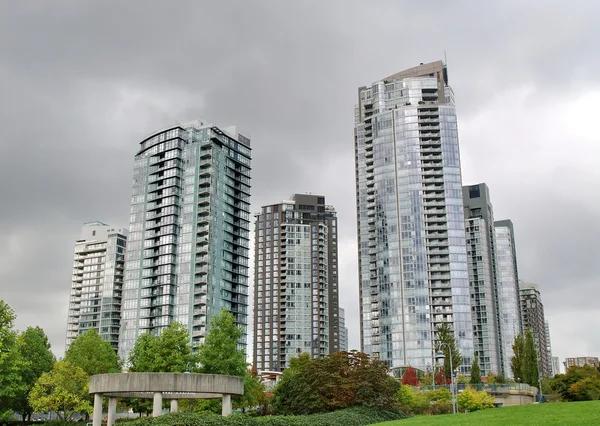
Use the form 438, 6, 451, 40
517, 377, 522, 405
436, 343, 456, 414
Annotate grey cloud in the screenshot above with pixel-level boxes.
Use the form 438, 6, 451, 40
0, 1, 598, 361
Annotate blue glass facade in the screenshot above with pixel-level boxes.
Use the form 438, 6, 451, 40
355, 62, 473, 372
119, 120, 251, 361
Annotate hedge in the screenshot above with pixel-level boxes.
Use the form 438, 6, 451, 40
115, 406, 407, 426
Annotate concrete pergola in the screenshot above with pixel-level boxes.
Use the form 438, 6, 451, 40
89, 373, 244, 426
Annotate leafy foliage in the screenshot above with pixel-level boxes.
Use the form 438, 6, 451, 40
0, 301, 26, 412
114, 406, 407, 426
12, 327, 55, 420
129, 322, 198, 373
64, 328, 121, 376
28, 360, 92, 420
396, 385, 452, 415
273, 351, 400, 415
435, 323, 462, 381
401, 366, 420, 386
470, 355, 481, 384
549, 365, 600, 401
457, 386, 495, 412
197, 309, 247, 377
511, 328, 539, 386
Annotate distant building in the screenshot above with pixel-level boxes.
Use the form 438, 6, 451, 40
462, 183, 503, 376
340, 307, 348, 352
519, 282, 551, 377
552, 356, 561, 376
545, 321, 554, 375
494, 220, 523, 378
66, 222, 128, 351
565, 357, 599, 368
253, 194, 339, 372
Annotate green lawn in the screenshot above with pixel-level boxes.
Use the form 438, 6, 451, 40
371, 401, 600, 426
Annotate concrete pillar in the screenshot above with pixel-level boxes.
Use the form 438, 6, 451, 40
170, 399, 178, 413
222, 394, 232, 416
92, 393, 103, 426
107, 397, 117, 426
152, 392, 163, 417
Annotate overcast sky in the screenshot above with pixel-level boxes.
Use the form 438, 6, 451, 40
1, 1, 599, 371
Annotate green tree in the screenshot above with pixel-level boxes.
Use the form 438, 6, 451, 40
29, 360, 92, 420
550, 365, 600, 401
273, 350, 399, 415
523, 328, 539, 386
198, 309, 247, 377
64, 328, 121, 376
511, 332, 525, 381
569, 377, 600, 401
0, 301, 26, 412
470, 355, 482, 385
435, 323, 462, 381
13, 327, 55, 421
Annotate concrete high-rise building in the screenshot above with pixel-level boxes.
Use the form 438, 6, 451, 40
494, 220, 522, 378
340, 307, 348, 352
253, 194, 339, 371
545, 320, 554, 376
354, 61, 473, 372
119, 119, 251, 361
67, 222, 127, 351
519, 282, 551, 377
462, 183, 503, 376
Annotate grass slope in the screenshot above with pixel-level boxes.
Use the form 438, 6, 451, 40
371, 401, 600, 426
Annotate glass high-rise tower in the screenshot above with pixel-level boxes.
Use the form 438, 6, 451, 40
354, 61, 473, 372
119, 119, 251, 361
462, 183, 503, 376
494, 219, 522, 378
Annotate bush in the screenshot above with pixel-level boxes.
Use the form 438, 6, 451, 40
457, 386, 495, 412
112, 406, 407, 426
569, 377, 600, 401
396, 385, 453, 415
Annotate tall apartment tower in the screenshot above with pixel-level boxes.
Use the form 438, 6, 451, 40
67, 222, 127, 351
354, 61, 473, 372
494, 219, 522, 378
519, 282, 551, 377
253, 194, 339, 372
462, 184, 503, 375
119, 119, 251, 361
339, 307, 349, 352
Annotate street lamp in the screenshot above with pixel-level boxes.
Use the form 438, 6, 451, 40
184, 362, 193, 374
517, 378, 522, 405
436, 343, 457, 414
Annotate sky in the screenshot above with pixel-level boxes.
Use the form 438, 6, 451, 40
1, 1, 599, 373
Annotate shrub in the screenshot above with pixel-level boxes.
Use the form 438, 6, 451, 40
569, 377, 600, 401
457, 386, 495, 412
111, 406, 407, 426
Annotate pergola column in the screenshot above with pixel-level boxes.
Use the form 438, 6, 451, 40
107, 397, 117, 426
152, 392, 163, 417
170, 399, 178, 413
222, 394, 232, 416
92, 393, 103, 426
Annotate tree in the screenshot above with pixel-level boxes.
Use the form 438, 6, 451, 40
64, 328, 121, 376
0, 301, 26, 412
511, 329, 539, 386
29, 360, 92, 420
511, 333, 525, 380
569, 377, 600, 401
197, 309, 247, 377
129, 322, 198, 373
523, 328, 539, 386
549, 365, 600, 401
401, 366, 420, 386
470, 355, 481, 385
435, 323, 462, 381
13, 327, 55, 421
273, 350, 400, 415
457, 386, 495, 412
